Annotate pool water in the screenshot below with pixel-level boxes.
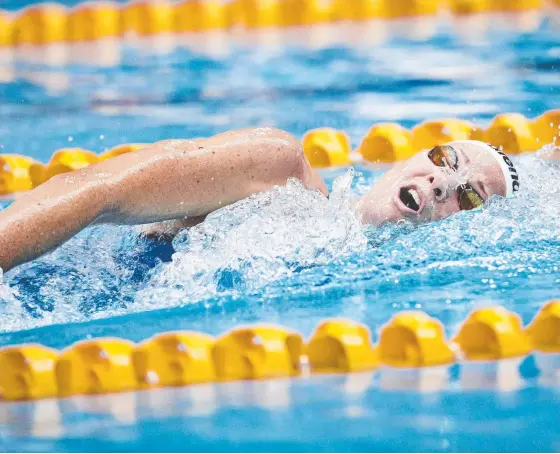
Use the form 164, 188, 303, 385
1, 10, 560, 452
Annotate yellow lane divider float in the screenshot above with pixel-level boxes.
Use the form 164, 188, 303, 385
0, 10, 13, 47
0, 155, 39, 195
448, 0, 543, 14
56, 338, 138, 396
11, 4, 69, 46
133, 331, 216, 387
0, 110, 558, 195
0, 0, 550, 47
302, 128, 351, 168
29, 148, 100, 188
378, 311, 454, 367
212, 325, 302, 380
68, 2, 123, 42
0, 144, 147, 196
305, 110, 559, 167
306, 319, 377, 372
0, 302, 559, 401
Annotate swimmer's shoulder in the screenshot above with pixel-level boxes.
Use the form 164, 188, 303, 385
153, 128, 301, 156
160, 127, 328, 197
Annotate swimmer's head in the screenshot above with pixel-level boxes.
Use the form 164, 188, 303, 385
357, 140, 520, 225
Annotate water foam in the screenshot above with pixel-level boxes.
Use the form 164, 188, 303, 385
1, 150, 559, 334
0, 169, 366, 332
135, 169, 367, 308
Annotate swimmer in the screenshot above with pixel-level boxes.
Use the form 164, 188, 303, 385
0, 128, 520, 272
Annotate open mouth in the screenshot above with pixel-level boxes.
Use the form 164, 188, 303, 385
399, 187, 421, 213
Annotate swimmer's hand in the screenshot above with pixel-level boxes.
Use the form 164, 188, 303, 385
137, 216, 206, 241
0, 128, 327, 272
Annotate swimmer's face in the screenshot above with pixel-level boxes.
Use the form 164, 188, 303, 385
357, 140, 508, 225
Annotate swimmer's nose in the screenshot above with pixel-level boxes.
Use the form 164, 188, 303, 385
426, 173, 447, 204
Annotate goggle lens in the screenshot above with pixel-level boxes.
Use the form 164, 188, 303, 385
428, 144, 484, 212
428, 145, 458, 169
459, 187, 484, 211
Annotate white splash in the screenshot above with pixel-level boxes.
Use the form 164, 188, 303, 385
2, 151, 560, 334
0, 268, 25, 329
134, 169, 367, 308
0, 169, 366, 332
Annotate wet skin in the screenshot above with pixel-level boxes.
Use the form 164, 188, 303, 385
357, 140, 508, 225
0, 129, 509, 272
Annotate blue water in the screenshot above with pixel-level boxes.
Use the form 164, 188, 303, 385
1, 11, 560, 452
2, 0, 131, 8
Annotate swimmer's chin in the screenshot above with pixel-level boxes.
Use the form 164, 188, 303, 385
354, 198, 390, 226
354, 197, 417, 227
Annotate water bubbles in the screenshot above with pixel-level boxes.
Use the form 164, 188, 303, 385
136, 169, 367, 308
1, 151, 560, 334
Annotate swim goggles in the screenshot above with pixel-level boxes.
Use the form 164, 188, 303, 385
427, 145, 484, 211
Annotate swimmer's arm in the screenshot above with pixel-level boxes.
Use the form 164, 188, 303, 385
0, 128, 326, 271
107, 128, 327, 224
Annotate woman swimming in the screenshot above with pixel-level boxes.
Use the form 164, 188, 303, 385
0, 128, 520, 272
